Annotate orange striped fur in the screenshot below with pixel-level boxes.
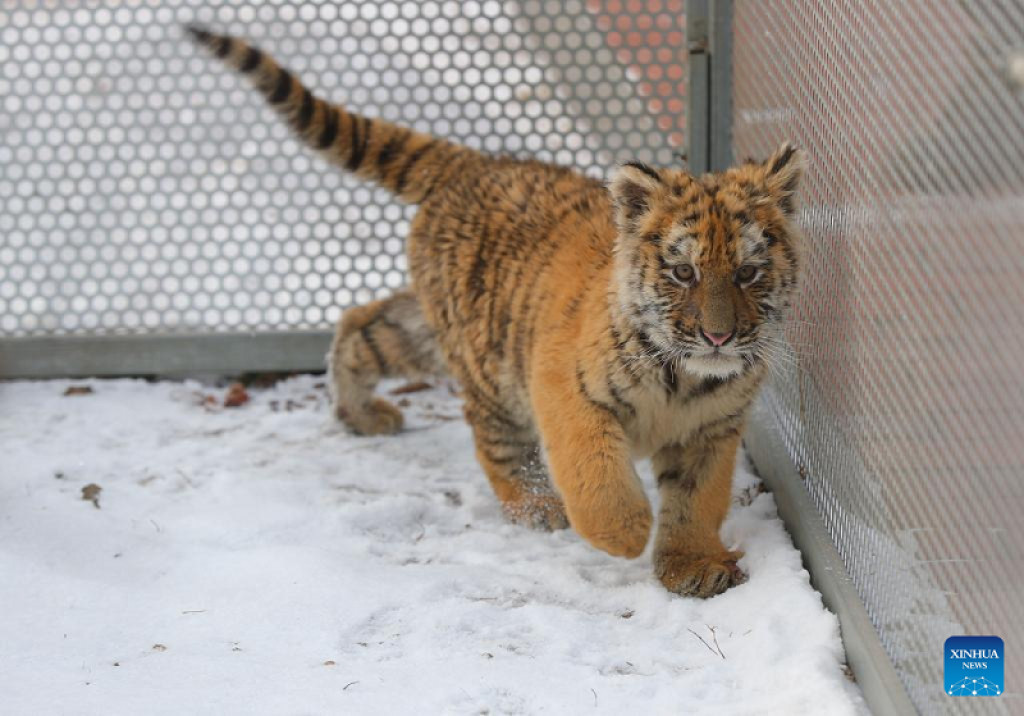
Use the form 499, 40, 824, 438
189, 27, 804, 597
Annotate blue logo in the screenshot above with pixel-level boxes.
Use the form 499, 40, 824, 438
945, 636, 1004, 697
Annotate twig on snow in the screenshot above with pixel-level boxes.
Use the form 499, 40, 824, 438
707, 625, 725, 659
688, 625, 725, 659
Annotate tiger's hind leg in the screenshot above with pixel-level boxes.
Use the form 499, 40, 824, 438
465, 405, 569, 531
328, 290, 444, 436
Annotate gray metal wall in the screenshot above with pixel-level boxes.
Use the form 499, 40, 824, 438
733, 2, 1024, 713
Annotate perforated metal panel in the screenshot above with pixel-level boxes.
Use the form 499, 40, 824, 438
0, 0, 687, 338
733, 2, 1024, 713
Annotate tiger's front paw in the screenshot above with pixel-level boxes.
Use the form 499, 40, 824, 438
502, 492, 570, 531
336, 398, 404, 436
570, 485, 652, 558
655, 550, 746, 598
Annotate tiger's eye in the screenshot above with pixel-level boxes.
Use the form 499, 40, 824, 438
736, 265, 758, 284
673, 264, 695, 284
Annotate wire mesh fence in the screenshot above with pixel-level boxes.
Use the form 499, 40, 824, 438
733, 2, 1024, 713
0, 0, 687, 339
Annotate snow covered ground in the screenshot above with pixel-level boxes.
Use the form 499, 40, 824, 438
0, 375, 865, 715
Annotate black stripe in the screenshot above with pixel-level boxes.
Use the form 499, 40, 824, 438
478, 410, 523, 431
186, 25, 212, 43
346, 115, 371, 171
296, 89, 314, 132
512, 298, 532, 380
656, 468, 697, 491
690, 376, 727, 398
215, 36, 232, 58
463, 392, 523, 431
656, 455, 704, 492
608, 321, 627, 352
623, 161, 662, 183
376, 130, 407, 171
457, 373, 523, 431
341, 113, 360, 169
657, 468, 679, 485
769, 145, 797, 175
269, 70, 293, 104
467, 231, 490, 302
635, 330, 663, 362
480, 448, 520, 466
318, 107, 339, 148
374, 316, 408, 340
696, 411, 746, 440
240, 47, 262, 73
676, 209, 703, 225
478, 435, 534, 450
395, 142, 434, 195
562, 293, 584, 321
576, 365, 618, 418
360, 327, 386, 370
607, 380, 636, 417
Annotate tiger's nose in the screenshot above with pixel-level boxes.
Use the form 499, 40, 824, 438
702, 328, 734, 347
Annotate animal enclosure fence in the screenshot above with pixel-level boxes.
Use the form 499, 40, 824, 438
0, 0, 688, 374
734, 2, 1024, 714
2, 1, 1022, 713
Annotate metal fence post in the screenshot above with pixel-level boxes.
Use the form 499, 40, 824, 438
686, 0, 710, 175
708, 0, 733, 172
687, 0, 731, 174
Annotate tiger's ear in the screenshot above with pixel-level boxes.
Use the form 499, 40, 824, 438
609, 161, 666, 231
759, 142, 805, 215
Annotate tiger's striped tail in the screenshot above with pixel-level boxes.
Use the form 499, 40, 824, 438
186, 25, 472, 204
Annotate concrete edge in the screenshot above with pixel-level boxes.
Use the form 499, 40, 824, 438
0, 331, 333, 378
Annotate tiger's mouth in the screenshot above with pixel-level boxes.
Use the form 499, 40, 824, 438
682, 349, 746, 379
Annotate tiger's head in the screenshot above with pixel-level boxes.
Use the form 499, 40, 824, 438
609, 143, 804, 380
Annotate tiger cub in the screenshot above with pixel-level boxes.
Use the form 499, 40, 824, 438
189, 27, 803, 597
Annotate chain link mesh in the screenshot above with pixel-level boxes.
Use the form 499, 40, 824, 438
0, 0, 686, 337
733, 2, 1024, 712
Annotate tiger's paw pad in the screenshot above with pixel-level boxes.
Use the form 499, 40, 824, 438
655, 551, 746, 598
503, 493, 570, 531
336, 398, 404, 436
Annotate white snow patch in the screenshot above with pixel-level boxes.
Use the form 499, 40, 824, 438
0, 375, 865, 715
